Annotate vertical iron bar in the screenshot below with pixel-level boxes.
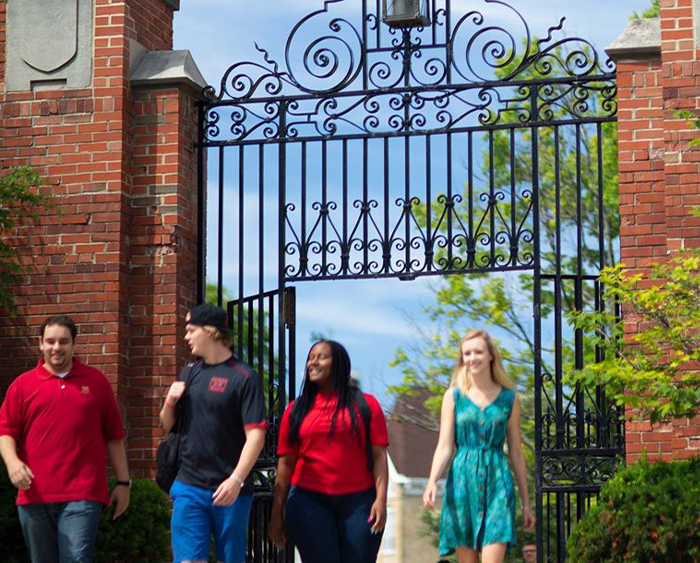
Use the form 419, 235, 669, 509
446, 0, 452, 84
301, 142, 307, 277
363, 138, 369, 273
489, 130, 495, 265
468, 131, 474, 268
509, 128, 517, 267
278, 101, 288, 411
574, 124, 585, 438
342, 140, 349, 275
384, 138, 390, 273
322, 140, 328, 276
247, 297, 254, 364
196, 103, 206, 304
531, 83, 545, 563
375, 0, 380, 49
447, 132, 453, 269
238, 145, 245, 355
287, 287, 296, 401
574, 123, 586, 535
596, 122, 608, 448
363, 0, 369, 90
426, 134, 432, 272
267, 294, 274, 430
218, 146, 224, 307
404, 135, 411, 275
554, 125, 563, 450
258, 144, 265, 378
269, 293, 275, 416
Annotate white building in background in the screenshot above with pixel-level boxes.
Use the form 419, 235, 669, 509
378, 389, 446, 563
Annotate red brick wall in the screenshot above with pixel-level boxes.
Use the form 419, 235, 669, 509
617, 0, 700, 461
0, 0, 199, 476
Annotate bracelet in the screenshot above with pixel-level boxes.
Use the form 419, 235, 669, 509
115, 479, 131, 488
232, 473, 245, 487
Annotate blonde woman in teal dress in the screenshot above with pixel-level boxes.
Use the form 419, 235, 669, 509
423, 330, 535, 563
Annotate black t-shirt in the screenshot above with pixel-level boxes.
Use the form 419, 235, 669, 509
175, 356, 266, 494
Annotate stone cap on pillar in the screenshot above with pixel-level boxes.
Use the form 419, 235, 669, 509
130, 50, 207, 95
605, 17, 661, 61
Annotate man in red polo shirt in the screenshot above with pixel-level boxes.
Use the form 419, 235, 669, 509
0, 315, 130, 563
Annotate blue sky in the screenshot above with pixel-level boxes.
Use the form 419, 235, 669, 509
173, 0, 649, 408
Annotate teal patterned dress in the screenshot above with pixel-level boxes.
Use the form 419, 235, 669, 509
438, 386, 517, 555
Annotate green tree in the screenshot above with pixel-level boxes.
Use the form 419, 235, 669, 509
0, 167, 51, 311
631, 0, 660, 19
568, 251, 700, 423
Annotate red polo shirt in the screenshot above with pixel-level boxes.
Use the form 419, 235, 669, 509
277, 392, 389, 495
0, 359, 125, 505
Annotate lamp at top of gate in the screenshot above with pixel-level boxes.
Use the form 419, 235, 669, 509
382, 0, 431, 28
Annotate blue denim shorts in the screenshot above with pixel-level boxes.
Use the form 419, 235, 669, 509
170, 480, 253, 563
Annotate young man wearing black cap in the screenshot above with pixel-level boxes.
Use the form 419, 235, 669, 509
160, 303, 267, 563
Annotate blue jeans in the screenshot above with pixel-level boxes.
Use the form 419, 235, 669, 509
285, 486, 383, 563
17, 501, 102, 563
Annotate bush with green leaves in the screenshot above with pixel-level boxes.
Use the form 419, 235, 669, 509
0, 467, 28, 563
95, 477, 171, 563
0, 472, 171, 563
567, 457, 700, 562
0, 166, 51, 311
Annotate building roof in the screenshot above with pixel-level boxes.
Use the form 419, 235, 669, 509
387, 388, 439, 479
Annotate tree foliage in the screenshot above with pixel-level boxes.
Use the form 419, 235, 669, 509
631, 0, 660, 19
0, 167, 51, 311
568, 251, 700, 424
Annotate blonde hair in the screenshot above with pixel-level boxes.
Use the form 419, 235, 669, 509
450, 330, 515, 394
202, 325, 234, 348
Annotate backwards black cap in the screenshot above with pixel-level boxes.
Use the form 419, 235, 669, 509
187, 303, 232, 334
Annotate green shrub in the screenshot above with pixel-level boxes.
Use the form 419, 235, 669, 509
567, 457, 700, 562
0, 471, 171, 563
0, 468, 29, 563
95, 478, 171, 563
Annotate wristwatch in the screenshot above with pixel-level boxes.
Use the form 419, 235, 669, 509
115, 479, 132, 488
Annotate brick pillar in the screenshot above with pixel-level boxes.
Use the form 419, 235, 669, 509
0, 0, 203, 476
607, 0, 700, 462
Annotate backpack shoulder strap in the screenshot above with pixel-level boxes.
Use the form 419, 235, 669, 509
355, 389, 374, 472
173, 362, 197, 433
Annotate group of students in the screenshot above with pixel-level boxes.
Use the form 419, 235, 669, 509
0, 304, 533, 563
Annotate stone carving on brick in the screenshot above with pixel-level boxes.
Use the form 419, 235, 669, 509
6, 0, 93, 92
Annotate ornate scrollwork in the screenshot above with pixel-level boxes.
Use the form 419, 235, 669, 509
200, 0, 616, 141
283, 184, 535, 280
541, 453, 623, 489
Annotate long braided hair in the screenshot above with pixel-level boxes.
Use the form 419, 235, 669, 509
287, 340, 362, 444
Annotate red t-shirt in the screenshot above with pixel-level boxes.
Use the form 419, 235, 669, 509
0, 359, 125, 505
277, 391, 389, 495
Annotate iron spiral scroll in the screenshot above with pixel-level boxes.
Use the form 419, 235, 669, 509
201, 0, 616, 142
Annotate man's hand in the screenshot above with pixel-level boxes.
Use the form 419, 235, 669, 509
212, 476, 242, 506
109, 485, 130, 520
165, 381, 186, 408
7, 458, 34, 491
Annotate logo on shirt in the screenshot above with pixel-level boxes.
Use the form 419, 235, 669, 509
80, 386, 90, 394
208, 376, 228, 393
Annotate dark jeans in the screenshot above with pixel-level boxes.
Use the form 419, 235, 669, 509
18, 501, 102, 563
285, 486, 383, 563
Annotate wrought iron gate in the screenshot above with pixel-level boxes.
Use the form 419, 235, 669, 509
195, 1, 624, 561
